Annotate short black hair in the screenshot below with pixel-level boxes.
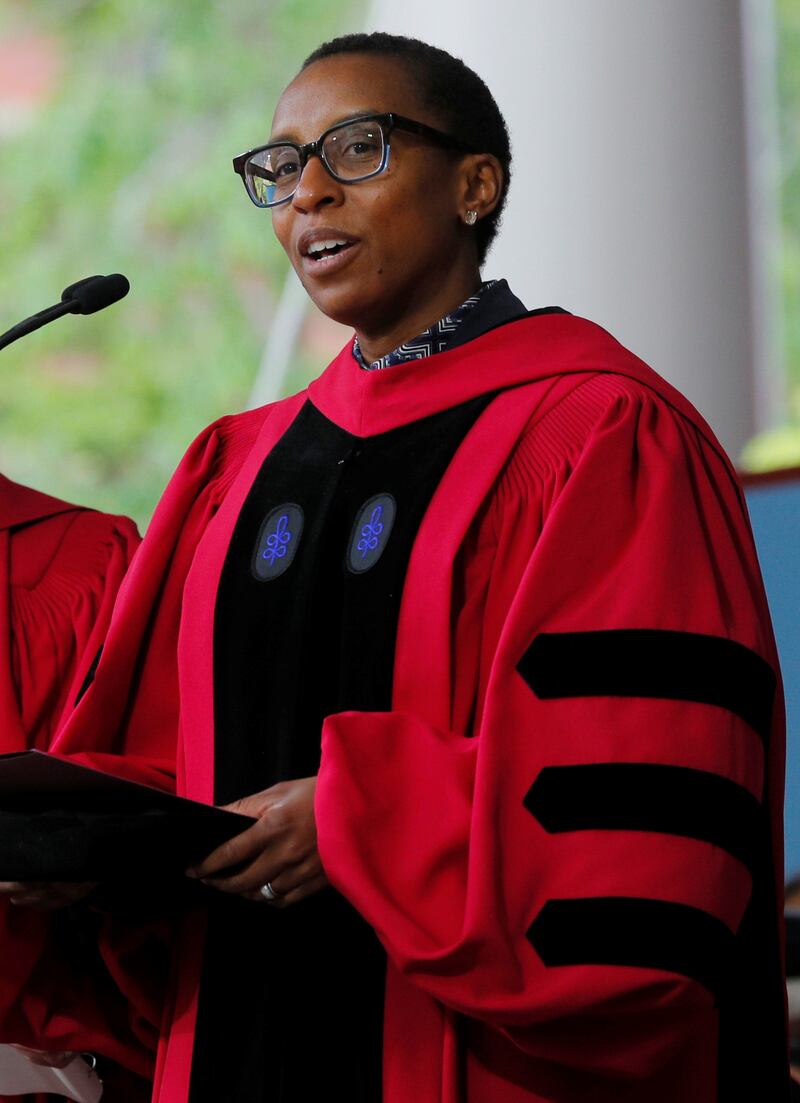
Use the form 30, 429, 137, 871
302, 32, 511, 266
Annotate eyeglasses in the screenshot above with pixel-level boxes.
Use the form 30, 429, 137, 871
232, 112, 474, 208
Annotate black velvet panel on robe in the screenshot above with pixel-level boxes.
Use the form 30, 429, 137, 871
189, 393, 499, 1102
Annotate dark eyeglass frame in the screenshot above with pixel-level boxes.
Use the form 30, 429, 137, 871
232, 111, 475, 208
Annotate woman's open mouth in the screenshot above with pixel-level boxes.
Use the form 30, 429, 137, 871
306, 239, 352, 261
298, 231, 360, 277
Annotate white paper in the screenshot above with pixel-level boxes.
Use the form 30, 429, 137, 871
0, 1045, 103, 1102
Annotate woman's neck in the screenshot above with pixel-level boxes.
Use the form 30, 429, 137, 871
354, 270, 483, 366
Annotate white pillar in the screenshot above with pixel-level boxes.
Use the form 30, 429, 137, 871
366, 0, 759, 459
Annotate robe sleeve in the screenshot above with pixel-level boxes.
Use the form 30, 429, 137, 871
314, 373, 784, 1080
0, 410, 268, 1069
53, 405, 268, 782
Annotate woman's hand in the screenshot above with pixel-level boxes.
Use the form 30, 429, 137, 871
0, 881, 97, 911
186, 777, 328, 908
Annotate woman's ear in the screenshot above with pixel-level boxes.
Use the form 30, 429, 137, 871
458, 153, 504, 222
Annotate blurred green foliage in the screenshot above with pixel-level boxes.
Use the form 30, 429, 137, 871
742, 0, 800, 472
0, 0, 361, 525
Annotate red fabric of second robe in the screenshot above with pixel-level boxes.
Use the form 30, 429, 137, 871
0, 476, 150, 1081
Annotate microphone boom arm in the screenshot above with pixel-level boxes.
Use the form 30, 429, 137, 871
0, 301, 75, 352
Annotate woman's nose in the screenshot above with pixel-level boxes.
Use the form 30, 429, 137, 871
291, 154, 344, 212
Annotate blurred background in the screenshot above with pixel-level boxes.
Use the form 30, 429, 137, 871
1, 0, 799, 514
0, 0, 798, 877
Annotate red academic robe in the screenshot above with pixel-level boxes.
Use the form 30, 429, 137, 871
0, 477, 151, 1080
54, 313, 788, 1101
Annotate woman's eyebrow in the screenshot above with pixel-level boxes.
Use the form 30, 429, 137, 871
268, 108, 386, 145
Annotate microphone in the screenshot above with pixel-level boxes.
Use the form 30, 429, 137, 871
0, 274, 130, 352
62, 273, 130, 315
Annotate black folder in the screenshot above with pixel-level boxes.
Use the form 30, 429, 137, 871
0, 751, 254, 881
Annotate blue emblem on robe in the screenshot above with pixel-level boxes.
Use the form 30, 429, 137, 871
347, 494, 396, 573
252, 503, 304, 581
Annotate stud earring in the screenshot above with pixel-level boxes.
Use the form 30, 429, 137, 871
464, 209, 478, 226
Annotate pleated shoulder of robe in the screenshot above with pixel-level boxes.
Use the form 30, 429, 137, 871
52, 312, 790, 1101
0, 474, 141, 752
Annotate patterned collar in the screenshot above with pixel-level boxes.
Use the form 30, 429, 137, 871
352, 280, 498, 371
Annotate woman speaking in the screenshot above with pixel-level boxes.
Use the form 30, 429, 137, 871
37, 30, 788, 1103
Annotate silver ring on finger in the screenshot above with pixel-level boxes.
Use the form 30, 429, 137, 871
259, 882, 280, 902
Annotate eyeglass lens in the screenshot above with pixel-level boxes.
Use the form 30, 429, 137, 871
246, 118, 387, 206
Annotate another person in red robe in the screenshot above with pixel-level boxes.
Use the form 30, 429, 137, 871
0, 474, 149, 1096
14, 31, 790, 1102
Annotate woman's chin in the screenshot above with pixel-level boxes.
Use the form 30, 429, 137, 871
303, 283, 383, 332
